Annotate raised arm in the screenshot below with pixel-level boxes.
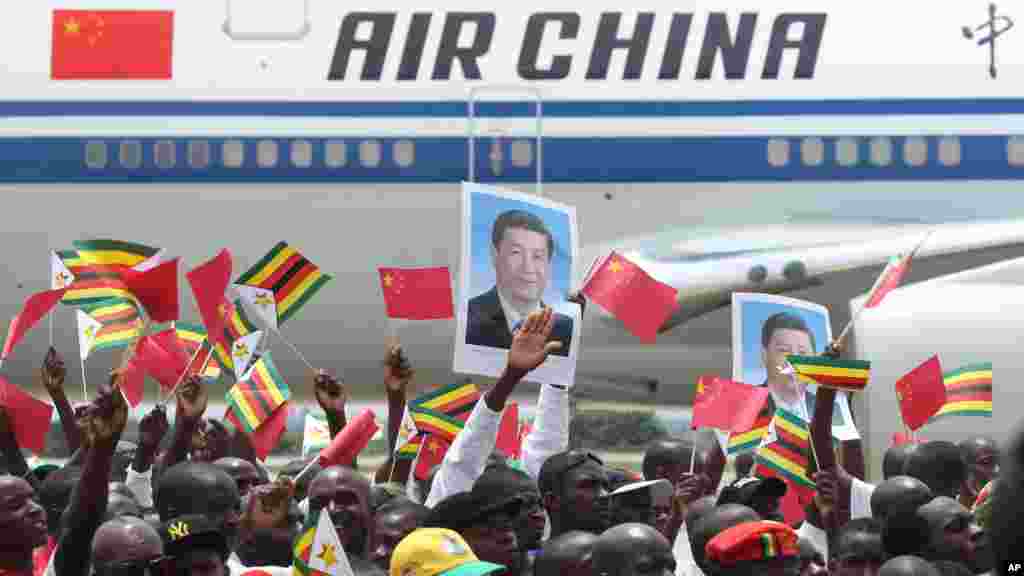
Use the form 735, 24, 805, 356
383, 342, 413, 455
54, 372, 127, 576
154, 375, 207, 475
125, 405, 168, 510
40, 347, 81, 455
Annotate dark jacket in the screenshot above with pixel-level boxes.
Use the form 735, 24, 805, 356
465, 287, 573, 357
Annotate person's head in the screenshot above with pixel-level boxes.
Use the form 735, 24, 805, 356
735, 453, 755, 479
871, 476, 933, 521
539, 451, 611, 536
474, 464, 545, 552
798, 539, 828, 576
878, 556, 941, 576
371, 483, 412, 512
884, 444, 920, 480
279, 457, 319, 502
593, 523, 675, 576
90, 516, 165, 576
717, 477, 787, 522
154, 462, 241, 552
490, 210, 555, 308
761, 313, 815, 397
958, 436, 999, 495
0, 475, 48, 558
372, 500, 431, 571
212, 457, 263, 500
690, 504, 761, 574
160, 514, 230, 576
389, 528, 504, 576
642, 438, 694, 483
308, 465, 373, 558
704, 520, 801, 576
831, 518, 886, 576
106, 482, 142, 521
426, 491, 523, 570
38, 465, 82, 537
608, 479, 673, 528
535, 531, 598, 576
903, 442, 965, 499
916, 497, 990, 574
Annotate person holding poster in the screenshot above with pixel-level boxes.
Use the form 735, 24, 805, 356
456, 183, 580, 388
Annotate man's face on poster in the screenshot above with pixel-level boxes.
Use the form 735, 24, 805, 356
762, 327, 814, 396
492, 226, 551, 306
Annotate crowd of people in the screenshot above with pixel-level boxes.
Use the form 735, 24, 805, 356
0, 305, 1015, 576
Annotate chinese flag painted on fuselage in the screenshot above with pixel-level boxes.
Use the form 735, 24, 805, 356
51, 10, 174, 80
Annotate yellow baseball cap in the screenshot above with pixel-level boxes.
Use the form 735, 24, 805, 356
390, 528, 505, 576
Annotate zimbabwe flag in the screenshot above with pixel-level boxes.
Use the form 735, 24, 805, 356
174, 322, 221, 380
754, 408, 816, 490
72, 239, 160, 268
408, 381, 480, 422
236, 242, 332, 326
933, 363, 993, 419
409, 409, 465, 443
212, 299, 260, 376
79, 297, 143, 351
56, 245, 145, 307
225, 354, 290, 434
727, 400, 773, 455
395, 435, 423, 461
786, 355, 871, 391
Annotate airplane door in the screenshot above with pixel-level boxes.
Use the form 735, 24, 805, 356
224, 0, 311, 41
467, 86, 544, 196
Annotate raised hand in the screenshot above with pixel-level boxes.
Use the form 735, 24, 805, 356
137, 405, 169, 451
673, 473, 704, 515
81, 372, 129, 448
176, 375, 208, 423
567, 291, 587, 314
40, 347, 66, 396
507, 308, 562, 374
313, 369, 347, 415
244, 476, 295, 532
383, 344, 414, 392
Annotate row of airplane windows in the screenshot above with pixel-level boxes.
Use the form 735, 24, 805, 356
81, 139, 538, 170
763, 136, 1024, 168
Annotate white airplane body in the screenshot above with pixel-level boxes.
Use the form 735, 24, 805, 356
2, 0, 1024, 411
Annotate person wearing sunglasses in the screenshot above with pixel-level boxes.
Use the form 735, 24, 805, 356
538, 450, 611, 539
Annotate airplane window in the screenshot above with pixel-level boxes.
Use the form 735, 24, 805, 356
393, 140, 415, 167
766, 139, 789, 167
359, 140, 381, 168
511, 140, 533, 168
801, 137, 824, 166
291, 140, 313, 168
222, 140, 245, 168
1007, 137, 1024, 167
154, 141, 176, 169
869, 137, 892, 166
835, 138, 859, 166
188, 141, 211, 169
325, 140, 347, 167
85, 141, 107, 169
257, 140, 278, 168
903, 137, 928, 167
119, 141, 142, 169
938, 137, 960, 167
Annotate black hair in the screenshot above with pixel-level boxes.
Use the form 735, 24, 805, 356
932, 561, 973, 576
642, 438, 694, 480
903, 442, 966, 498
831, 517, 884, 560
491, 210, 555, 261
761, 312, 816, 350
883, 444, 918, 480
375, 499, 431, 525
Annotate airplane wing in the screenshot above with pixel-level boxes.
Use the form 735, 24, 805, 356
583, 219, 1024, 334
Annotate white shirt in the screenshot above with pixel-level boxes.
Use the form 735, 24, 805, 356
672, 521, 706, 576
497, 289, 541, 336
125, 465, 154, 509
425, 383, 570, 508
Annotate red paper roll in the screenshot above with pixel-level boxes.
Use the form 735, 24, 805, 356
318, 409, 379, 468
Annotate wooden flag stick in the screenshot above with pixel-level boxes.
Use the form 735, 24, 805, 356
80, 355, 88, 403
274, 328, 315, 371
688, 434, 699, 474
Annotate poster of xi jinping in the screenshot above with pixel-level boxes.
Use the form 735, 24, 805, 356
454, 182, 581, 388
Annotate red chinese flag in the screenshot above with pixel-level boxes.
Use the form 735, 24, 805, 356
495, 403, 520, 459
119, 357, 146, 408
581, 252, 678, 343
318, 409, 379, 468
187, 249, 233, 351
123, 258, 179, 323
228, 402, 290, 461
415, 434, 451, 481
692, 377, 771, 433
1, 288, 67, 361
378, 267, 454, 320
0, 376, 54, 454
51, 10, 174, 80
133, 335, 186, 393
895, 355, 947, 431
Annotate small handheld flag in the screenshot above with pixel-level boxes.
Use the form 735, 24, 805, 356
378, 267, 454, 320
580, 251, 678, 343
784, 355, 871, 392
235, 242, 332, 327
75, 310, 103, 360
895, 355, 946, 431
225, 354, 291, 434
932, 363, 992, 420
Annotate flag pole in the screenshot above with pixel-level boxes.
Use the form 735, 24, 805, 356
160, 344, 212, 407
80, 356, 88, 403
273, 328, 315, 372
688, 434, 699, 474
834, 230, 934, 349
